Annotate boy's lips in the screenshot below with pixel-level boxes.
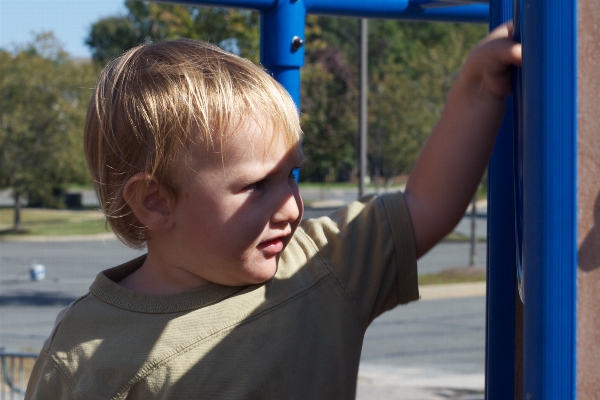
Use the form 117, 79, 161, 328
257, 233, 290, 255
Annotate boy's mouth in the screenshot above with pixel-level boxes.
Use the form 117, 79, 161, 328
257, 238, 283, 254
257, 233, 290, 255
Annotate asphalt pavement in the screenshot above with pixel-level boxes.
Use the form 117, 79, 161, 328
358, 296, 485, 400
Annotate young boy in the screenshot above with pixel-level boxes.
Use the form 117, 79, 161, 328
26, 24, 521, 399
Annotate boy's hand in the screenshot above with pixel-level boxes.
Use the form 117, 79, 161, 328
404, 22, 522, 259
459, 22, 522, 101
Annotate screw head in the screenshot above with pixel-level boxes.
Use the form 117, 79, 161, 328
291, 36, 304, 51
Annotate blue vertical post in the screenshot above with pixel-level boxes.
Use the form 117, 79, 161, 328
260, 0, 306, 107
485, 0, 517, 398
521, 1, 577, 399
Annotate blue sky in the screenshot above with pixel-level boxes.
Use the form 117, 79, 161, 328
0, 0, 127, 58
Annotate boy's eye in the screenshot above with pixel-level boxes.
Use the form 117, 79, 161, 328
246, 180, 265, 191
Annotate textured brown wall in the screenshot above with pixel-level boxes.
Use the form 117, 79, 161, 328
577, 0, 600, 398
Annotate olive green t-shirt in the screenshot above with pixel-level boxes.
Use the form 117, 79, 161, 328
25, 193, 418, 400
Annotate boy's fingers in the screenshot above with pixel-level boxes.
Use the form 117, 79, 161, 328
485, 21, 512, 42
490, 40, 522, 67
477, 22, 522, 67
461, 23, 522, 98
510, 42, 523, 66
482, 39, 522, 67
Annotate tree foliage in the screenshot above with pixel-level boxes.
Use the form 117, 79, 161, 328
0, 33, 96, 229
86, 1, 260, 65
299, 16, 358, 182
367, 21, 487, 183
299, 16, 486, 183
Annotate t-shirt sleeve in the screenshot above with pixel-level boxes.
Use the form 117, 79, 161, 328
25, 350, 76, 400
25, 299, 80, 400
298, 191, 419, 326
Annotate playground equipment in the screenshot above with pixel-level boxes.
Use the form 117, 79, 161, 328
164, 1, 591, 398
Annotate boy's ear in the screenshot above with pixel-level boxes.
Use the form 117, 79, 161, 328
123, 173, 175, 233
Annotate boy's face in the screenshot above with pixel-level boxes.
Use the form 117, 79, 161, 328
164, 119, 304, 287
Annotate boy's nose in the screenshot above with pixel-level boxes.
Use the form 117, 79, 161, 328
272, 188, 301, 224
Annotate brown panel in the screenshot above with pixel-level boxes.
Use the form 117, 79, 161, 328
577, 0, 600, 398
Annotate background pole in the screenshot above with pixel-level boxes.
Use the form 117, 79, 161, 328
359, 18, 368, 198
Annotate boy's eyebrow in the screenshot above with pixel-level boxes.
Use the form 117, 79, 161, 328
248, 151, 305, 181
273, 153, 305, 176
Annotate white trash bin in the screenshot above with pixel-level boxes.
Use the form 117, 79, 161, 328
30, 262, 46, 281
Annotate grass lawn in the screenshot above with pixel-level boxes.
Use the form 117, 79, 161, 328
0, 207, 110, 237
443, 232, 487, 243
418, 266, 486, 286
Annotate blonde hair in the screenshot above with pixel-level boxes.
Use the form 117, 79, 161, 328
84, 39, 301, 248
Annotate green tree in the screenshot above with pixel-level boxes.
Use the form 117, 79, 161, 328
0, 33, 95, 230
367, 21, 487, 184
298, 17, 485, 183
86, 1, 260, 65
300, 16, 358, 182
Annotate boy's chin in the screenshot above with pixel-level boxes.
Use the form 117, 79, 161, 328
245, 261, 279, 285
216, 264, 278, 287
256, 268, 279, 284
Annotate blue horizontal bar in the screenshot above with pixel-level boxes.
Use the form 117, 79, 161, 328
158, 0, 488, 23
304, 0, 409, 15
305, 1, 488, 22
415, 0, 487, 7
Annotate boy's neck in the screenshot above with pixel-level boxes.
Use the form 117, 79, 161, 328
118, 253, 211, 295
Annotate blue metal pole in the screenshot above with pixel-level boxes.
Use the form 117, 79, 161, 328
521, 1, 577, 398
260, 0, 306, 107
485, 0, 517, 398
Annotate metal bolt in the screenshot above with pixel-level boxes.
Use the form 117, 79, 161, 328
291, 36, 304, 51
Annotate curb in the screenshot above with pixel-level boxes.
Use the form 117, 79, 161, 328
419, 282, 486, 301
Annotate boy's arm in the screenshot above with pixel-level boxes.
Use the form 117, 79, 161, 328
404, 23, 522, 258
